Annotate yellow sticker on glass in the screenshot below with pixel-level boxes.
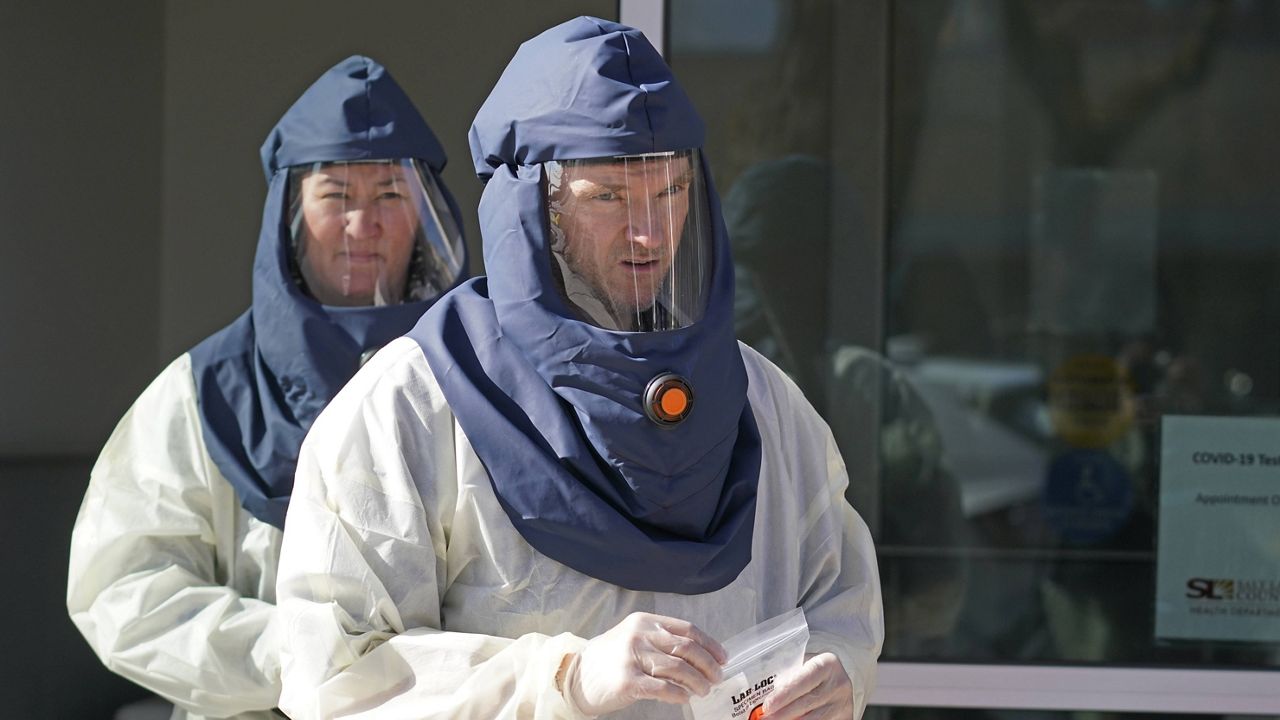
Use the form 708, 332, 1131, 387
1048, 353, 1135, 448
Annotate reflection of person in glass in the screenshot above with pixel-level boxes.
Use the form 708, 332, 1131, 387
726, 155, 967, 655
65, 56, 467, 720
275, 18, 882, 720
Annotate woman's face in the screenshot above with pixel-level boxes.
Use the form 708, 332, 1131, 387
294, 162, 419, 306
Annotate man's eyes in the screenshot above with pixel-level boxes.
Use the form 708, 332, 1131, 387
590, 185, 685, 201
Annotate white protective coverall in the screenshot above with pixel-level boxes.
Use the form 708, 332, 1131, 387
67, 354, 284, 720
276, 338, 884, 719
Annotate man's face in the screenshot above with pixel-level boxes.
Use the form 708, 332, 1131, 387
295, 162, 419, 306
553, 155, 695, 317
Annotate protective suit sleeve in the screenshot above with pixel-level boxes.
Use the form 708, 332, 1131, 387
744, 344, 884, 719
800, 463, 883, 720
275, 339, 589, 720
66, 353, 282, 716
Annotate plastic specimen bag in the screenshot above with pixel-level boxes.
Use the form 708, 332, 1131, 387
685, 608, 809, 720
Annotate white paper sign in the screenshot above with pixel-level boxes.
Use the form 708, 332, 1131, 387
1156, 415, 1280, 642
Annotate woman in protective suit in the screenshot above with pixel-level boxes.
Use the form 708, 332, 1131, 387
66, 56, 467, 720
276, 19, 882, 720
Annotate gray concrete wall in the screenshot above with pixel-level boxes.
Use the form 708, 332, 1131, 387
0, 5, 167, 714
0, 2, 165, 457
0, 456, 153, 719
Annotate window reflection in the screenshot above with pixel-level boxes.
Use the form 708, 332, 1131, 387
673, 0, 1280, 669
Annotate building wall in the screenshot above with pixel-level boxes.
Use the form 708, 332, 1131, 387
0, 1, 165, 457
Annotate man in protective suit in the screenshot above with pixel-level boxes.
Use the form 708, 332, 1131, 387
66, 56, 468, 720
276, 18, 882, 720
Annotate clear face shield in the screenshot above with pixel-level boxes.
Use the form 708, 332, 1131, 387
287, 158, 465, 307
545, 149, 712, 332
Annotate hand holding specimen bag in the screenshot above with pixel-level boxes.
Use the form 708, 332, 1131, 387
685, 608, 809, 720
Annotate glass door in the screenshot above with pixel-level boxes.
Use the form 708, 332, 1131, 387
626, 0, 1280, 713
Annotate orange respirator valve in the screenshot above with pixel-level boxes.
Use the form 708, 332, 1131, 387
643, 372, 694, 426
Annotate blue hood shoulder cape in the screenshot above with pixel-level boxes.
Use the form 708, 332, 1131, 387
189, 56, 467, 529
412, 18, 761, 594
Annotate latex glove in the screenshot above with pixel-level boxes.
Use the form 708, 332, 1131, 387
758, 653, 853, 720
561, 612, 727, 716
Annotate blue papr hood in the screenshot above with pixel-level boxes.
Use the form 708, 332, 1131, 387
413, 18, 761, 594
261, 56, 447, 179
468, 17, 703, 179
190, 55, 467, 529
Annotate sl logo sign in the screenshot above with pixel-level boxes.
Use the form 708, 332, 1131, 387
1186, 578, 1235, 600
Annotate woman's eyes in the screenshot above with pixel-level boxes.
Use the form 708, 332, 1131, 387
316, 190, 406, 201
